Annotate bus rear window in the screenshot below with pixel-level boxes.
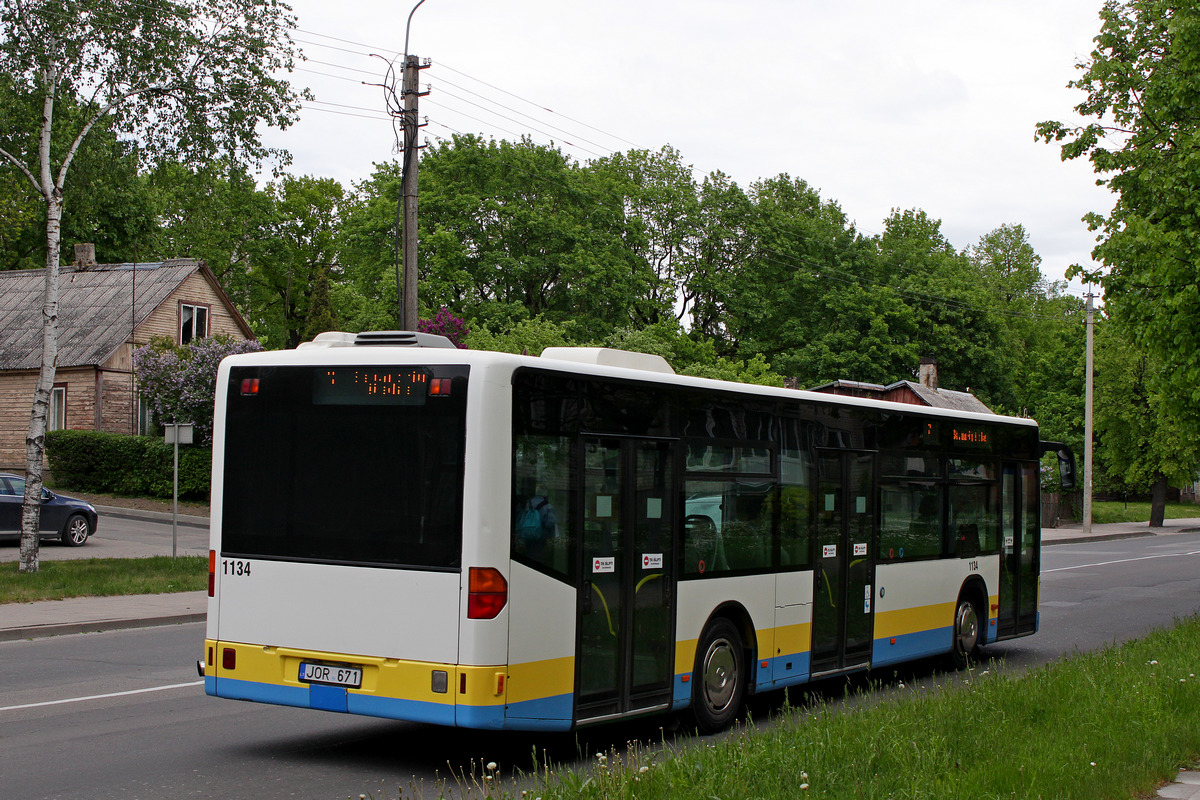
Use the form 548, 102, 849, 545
220, 365, 468, 569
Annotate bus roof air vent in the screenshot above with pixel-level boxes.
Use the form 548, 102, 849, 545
352, 331, 457, 348
539, 347, 675, 374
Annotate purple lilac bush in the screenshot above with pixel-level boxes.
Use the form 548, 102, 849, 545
417, 308, 470, 349
134, 335, 264, 446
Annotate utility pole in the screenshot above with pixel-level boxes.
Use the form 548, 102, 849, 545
400, 54, 429, 330
1083, 291, 1095, 535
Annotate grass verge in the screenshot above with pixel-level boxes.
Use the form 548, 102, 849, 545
0, 556, 206, 604
1091, 501, 1200, 525
478, 618, 1200, 800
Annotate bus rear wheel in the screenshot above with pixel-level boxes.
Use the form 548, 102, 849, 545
949, 594, 982, 669
692, 617, 745, 733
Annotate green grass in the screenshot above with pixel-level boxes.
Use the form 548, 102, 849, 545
1091, 501, 1200, 525
0, 556, 206, 603
431, 617, 1200, 800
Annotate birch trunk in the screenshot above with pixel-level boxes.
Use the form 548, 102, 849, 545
19, 63, 63, 574
19, 197, 61, 573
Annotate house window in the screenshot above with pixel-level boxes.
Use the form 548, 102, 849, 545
49, 385, 66, 431
180, 302, 210, 344
137, 395, 157, 436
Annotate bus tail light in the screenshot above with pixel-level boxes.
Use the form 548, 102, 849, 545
208, 550, 216, 597
467, 567, 507, 619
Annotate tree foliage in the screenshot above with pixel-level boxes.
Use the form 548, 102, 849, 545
0, 0, 304, 571
1037, 0, 1200, 422
1093, 316, 1200, 523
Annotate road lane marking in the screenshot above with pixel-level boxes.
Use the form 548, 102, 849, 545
1044, 550, 1200, 574
0, 680, 204, 712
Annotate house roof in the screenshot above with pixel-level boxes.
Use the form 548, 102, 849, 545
808, 378, 995, 414
885, 380, 995, 414
0, 260, 248, 370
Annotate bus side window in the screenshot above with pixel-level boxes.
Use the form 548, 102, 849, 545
779, 444, 811, 568
513, 435, 573, 578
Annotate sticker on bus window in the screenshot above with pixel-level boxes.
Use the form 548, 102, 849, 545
864, 585, 872, 614
593, 556, 615, 574
854, 543, 867, 557
824, 494, 836, 511
646, 497, 662, 519
856, 496, 867, 514
642, 553, 663, 569
822, 544, 837, 558
1004, 535, 1015, 548
596, 496, 613, 518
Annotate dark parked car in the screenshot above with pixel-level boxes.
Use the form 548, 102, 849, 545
0, 474, 98, 546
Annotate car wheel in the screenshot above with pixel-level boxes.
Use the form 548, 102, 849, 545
62, 514, 90, 547
692, 617, 746, 733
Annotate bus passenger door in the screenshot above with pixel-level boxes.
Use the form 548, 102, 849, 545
811, 451, 875, 675
998, 462, 1039, 638
576, 437, 676, 723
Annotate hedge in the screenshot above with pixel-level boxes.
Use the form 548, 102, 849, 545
46, 429, 211, 500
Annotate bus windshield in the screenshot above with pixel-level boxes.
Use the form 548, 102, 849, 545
220, 364, 468, 569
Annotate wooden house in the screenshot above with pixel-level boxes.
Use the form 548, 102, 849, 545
0, 254, 253, 472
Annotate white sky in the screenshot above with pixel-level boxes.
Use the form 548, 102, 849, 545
261, 0, 1113, 293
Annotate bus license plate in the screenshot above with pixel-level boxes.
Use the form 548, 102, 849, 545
299, 662, 362, 689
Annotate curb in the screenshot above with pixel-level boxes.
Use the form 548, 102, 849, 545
93, 504, 209, 530
0, 612, 206, 642
1043, 530, 1157, 546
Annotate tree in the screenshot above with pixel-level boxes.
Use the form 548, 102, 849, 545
589, 146, 700, 325
252, 174, 344, 348
1093, 317, 1200, 525
730, 176, 913, 384
0, 77, 159, 271
134, 336, 264, 447
413, 134, 659, 337
0, 0, 303, 572
144, 160, 275, 312
1036, 1, 1200, 425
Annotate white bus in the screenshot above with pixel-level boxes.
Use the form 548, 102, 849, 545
201, 331, 1068, 732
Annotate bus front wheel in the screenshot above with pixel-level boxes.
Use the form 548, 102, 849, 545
949, 593, 983, 669
692, 617, 745, 733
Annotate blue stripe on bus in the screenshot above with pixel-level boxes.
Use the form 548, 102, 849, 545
504, 692, 575, 726
673, 674, 691, 709
671, 651, 814, 710
768, 652, 811, 687
871, 627, 952, 667
213, 677, 458, 726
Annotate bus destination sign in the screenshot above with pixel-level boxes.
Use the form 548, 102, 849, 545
951, 427, 989, 445
313, 367, 431, 406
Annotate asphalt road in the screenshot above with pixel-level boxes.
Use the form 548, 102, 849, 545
3, 532, 1200, 799
0, 508, 209, 562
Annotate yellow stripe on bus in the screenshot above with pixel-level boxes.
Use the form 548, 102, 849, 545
874, 602, 955, 639
506, 656, 574, 704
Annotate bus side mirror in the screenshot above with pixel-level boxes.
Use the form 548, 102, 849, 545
1040, 441, 1076, 491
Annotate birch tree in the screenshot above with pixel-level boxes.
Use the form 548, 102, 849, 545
0, 0, 303, 572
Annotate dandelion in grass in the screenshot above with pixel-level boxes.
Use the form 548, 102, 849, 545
639, 766, 649, 774
487, 762, 498, 772
800, 783, 810, 790
801, 772, 808, 780
1090, 762, 1096, 767
1149, 660, 1159, 665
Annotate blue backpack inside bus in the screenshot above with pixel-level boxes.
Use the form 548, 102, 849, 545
516, 497, 549, 541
